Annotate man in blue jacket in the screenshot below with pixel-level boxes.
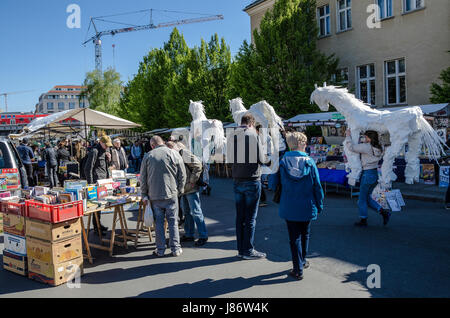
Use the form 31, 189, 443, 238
17, 138, 35, 187
273, 132, 324, 280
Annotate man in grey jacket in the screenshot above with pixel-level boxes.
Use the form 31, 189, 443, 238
140, 136, 187, 257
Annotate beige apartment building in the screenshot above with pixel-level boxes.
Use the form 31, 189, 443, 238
36, 85, 89, 114
244, 0, 450, 108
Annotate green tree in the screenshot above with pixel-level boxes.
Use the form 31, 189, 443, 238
430, 65, 450, 104
231, 0, 338, 119
81, 67, 122, 116
120, 28, 233, 130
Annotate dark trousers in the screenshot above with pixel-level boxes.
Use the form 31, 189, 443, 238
234, 180, 261, 256
24, 163, 34, 187
286, 220, 311, 275
47, 165, 58, 188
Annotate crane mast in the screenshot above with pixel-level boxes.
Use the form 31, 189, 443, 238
83, 10, 224, 72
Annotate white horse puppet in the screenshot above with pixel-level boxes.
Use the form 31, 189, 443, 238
310, 83, 446, 188
188, 100, 225, 163
229, 97, 287, 174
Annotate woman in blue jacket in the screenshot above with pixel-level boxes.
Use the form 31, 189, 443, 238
273, 132, 324, 280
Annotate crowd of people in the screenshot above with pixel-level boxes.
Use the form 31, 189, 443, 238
13, 114, 416, 282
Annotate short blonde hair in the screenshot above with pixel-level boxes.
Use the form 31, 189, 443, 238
286, 132, 308, 150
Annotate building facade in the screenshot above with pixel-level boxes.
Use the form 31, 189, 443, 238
36, 85, 89, 114
244, 0, 450, 108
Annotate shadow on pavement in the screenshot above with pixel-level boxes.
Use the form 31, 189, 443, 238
82, 256, 242, 285
135, 270, 292, 298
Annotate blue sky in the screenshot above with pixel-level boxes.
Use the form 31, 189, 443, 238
0, 0, 253, 113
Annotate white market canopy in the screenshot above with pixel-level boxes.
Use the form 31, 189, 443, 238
286, 103, 449, 124
23, 108, 141, 134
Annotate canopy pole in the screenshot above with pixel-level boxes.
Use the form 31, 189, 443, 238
83, 108, 89, 144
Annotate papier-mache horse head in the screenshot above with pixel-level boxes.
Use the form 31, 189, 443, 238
189, 100, 208, 121
229, 97, 246, 114
310, 82, 348, 112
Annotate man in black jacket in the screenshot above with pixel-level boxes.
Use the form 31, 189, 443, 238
84, 135, 113, 234
43, 141, 58, 188
227, 113, 270, 260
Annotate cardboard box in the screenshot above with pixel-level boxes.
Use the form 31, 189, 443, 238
4, 233, 27, 256
26, 217, 81, 242
3, 250, 28, 276
3, 213, 26, 236
28, 256, 83, 286
26, 236, 82, 265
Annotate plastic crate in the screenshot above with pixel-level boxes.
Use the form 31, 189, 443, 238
25, 200, 83, 223
0, 201, 26, 216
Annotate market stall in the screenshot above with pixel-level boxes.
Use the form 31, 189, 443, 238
0, 111, 146, 286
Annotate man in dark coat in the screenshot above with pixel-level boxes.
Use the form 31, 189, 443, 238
84, 135, 113, 234
17, 138, 35, 187
43, 141, 58, 188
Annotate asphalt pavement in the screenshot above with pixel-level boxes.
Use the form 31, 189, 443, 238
1, 177, 449, 298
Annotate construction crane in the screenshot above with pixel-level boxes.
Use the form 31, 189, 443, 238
0, 90, 34, 113
82, 9, 224, 72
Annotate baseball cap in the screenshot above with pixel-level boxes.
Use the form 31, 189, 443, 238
100, 135, 113, 147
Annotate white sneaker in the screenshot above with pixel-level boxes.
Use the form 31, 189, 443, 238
172, 248, 183, 257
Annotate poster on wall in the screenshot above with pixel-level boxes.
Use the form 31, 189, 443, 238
420, 164, 435, 185
439, 166, 449, 188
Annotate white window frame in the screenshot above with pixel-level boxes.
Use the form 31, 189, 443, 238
357, 64, 376, 106
376, 0, 393, 19
317, 4, 331, 37
336, 0, 352, 32
403, 0, 424, 13
385, 58, 407, 105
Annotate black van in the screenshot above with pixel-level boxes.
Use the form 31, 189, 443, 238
0, 137, 28, 194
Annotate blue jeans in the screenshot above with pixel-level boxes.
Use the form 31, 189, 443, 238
233, 180, 262, 256
151, 197, 181, 254
286, 220, 311, 275
181, 192, 208, 239
358, 169, 382, 219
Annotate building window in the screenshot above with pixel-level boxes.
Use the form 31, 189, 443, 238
377, 0, 393, 19
357, 64, 376, 105
47, 102, 54, 110
331, 68, 349, 86
337, 0, 351, 32
385, 58, 406, 105
69, 102, 76, 109
404, 0, 424, 12
318, 5, 331, 37
58, 102, 65, 110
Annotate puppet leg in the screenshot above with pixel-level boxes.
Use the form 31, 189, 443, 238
380, 134, 408, 189
404, 132, 422, 184
345, 129, 363, 187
